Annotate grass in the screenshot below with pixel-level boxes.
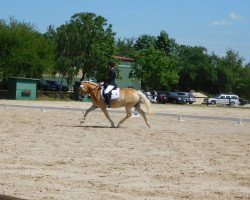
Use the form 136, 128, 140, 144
36, 91, 76, 101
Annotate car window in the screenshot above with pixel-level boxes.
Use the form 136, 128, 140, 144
170, 92, 177, 96
226, 96, 230, 99
218, 95, 226, 99
158, 91, 166, 95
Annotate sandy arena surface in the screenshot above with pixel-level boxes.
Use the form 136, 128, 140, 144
0, 100, 249, 200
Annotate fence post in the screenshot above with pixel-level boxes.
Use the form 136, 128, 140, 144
237, 118, 243, 126
41, 106, 47, 112
178, 114, 184, 121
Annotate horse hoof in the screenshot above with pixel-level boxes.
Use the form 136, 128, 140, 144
80, 120, 85, 124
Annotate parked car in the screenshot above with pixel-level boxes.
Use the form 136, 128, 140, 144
203, 94, 240, 106
144, 91, 152, 101
150, 90, 158, 103
46, 80, 69, 92
239, 98, 248, 106
37, 80, 56, 91
168, 92, 196, 104
156, 91, 168, 103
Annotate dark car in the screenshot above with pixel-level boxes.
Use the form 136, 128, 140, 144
46, 80, 69, 92
156, 91, 168, 103
168, 92, 196, 104
239, 98, 248, 106
37, 80, 56, 91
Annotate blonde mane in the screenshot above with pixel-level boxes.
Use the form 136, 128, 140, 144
82, 81, 100, 88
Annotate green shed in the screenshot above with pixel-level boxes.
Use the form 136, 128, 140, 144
114, 56, 141, 90
8, 77, 39, 100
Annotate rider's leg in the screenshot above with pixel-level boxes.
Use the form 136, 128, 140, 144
104, 85, 114, 107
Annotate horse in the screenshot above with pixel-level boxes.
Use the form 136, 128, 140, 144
79, 81, 152, 127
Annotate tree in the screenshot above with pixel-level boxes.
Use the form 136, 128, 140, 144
134, 34, 156, 51
130, 47, 179, 90
214, 49, 244, 94
0, 17, 55, 79
156, 31, 178, 56
177, 45, 217, 93
51, 12, 116, 83
115, 37, 136, 58
234, 66, 250, 99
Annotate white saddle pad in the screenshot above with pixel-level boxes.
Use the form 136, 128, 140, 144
101, 88, 120, 100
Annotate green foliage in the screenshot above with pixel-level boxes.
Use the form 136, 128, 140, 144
233, 67, 250, 99
128, 33, 179, 90
0, 18, 54, 79
178, 45, 217, 93
115, 38, 136, 58
134, 34, 157, 50
131, 47, 179, 90
156, 31, 178, 56
50, 12, 116, 83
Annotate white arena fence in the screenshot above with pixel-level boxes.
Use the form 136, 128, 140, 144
0, 103, 250, 125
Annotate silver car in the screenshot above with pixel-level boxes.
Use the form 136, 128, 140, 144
204, 94, 240, 106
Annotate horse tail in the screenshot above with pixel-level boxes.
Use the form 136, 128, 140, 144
137, 91, 153, 114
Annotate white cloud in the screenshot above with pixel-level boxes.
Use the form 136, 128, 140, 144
230, 12, 244, 21
211, 12, 245, 26
211, 19, 231, 26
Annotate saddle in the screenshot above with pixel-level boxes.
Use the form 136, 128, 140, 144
101, 87, 120, 100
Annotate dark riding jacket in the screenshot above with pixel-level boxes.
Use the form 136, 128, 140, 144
107, 68, 117, 87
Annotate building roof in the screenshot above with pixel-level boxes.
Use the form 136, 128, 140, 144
113, 56, 134, 62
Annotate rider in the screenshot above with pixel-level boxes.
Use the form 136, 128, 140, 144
103, 61, 117, 107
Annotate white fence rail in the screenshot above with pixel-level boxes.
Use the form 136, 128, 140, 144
1, 103, 250, 125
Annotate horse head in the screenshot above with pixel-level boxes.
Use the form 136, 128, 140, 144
79, 81, 100, 96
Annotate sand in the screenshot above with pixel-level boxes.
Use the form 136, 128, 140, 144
0, 100, 249, 200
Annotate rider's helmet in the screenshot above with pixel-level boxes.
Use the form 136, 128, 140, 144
108, 61, 116, 67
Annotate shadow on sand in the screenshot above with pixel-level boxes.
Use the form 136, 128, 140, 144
0, 195, 26, 200
73, 125, 117, 128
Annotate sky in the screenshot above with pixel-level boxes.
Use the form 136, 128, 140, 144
1, 0, 250, 64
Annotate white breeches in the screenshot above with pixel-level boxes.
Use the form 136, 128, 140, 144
104, 85, 115, 94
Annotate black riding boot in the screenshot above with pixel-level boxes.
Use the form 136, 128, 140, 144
104, 93, 111, 108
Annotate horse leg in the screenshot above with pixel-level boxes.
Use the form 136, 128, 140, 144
100, 107, 115, 127
81, 104, 98, 124
117, 106, 133, 127
134, 105, 150, 127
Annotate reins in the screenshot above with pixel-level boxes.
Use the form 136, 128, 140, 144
82, 82, 100, 94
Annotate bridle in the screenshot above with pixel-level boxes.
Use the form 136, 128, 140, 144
79, 82, 100, 95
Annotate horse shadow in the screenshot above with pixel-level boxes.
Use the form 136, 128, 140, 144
0, 194, 26, 200
55, 123, 118, 129
73, 125, 117, 128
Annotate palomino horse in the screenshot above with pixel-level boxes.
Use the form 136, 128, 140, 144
79, 81, 152, 127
